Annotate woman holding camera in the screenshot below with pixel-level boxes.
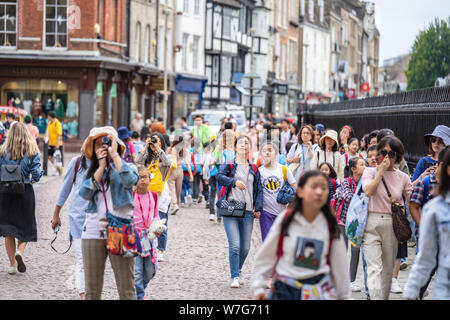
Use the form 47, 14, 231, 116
136, 132, 175, 262
0, 122, 42, 275
79, 126, 139, 300
361, 136, 412, 300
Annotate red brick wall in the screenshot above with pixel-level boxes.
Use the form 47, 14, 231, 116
16, 0, 126, 54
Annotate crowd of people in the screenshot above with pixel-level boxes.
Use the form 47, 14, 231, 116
0, 110, 449, 300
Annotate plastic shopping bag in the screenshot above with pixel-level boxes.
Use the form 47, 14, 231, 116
345, 182, 369, 248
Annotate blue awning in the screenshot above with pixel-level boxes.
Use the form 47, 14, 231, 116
175, 74, 208, 94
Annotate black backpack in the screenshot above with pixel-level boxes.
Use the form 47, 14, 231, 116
0, 156, 25, 194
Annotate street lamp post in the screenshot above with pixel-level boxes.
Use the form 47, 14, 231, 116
163, 9, 169, 127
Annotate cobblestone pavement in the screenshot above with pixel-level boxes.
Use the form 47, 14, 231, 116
0, 153, 433, 300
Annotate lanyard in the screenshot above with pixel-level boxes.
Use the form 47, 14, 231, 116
301, 144, 306, 167
100, 179, 110, 212
136, 192, 152, 229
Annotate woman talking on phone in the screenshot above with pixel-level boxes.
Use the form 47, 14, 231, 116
360, 136, 412, 300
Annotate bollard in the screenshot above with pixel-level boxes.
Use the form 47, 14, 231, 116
43, 140, 48, 176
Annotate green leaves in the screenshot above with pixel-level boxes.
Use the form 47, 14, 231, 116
407, 17, 450, 90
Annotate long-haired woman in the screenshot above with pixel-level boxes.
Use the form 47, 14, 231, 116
216, 135, 263, 288
286, 124, 315, 181
79, 126, 139, 300
0, 122, 42, 275
251, 170, 350, 300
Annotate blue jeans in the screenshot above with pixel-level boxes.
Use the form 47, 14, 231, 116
134, 256, 155, 300
181, 175, 193, 203
157, 210, 169, 251
361, 247, 369, 297
222, 211, 254, 278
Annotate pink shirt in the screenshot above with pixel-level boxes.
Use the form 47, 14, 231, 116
132, 191, 159, 231
361, 167, 413, 214
128, 140, 136, 154
26, 123, 39, 140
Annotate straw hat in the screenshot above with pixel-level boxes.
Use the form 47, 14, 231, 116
81, 126, 126, 160
319, 129, 339, 147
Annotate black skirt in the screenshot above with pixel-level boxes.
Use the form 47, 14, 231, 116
0, 184, 37, 242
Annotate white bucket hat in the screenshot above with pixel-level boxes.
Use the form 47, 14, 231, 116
319, 129, 339, 147
81, 126, 126, 160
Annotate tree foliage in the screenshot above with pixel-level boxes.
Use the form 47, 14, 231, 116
407, 17, 450, 90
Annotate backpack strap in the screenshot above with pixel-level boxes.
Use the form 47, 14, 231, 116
316, 151, 320, 169
344, 153, 348, 166
72, 156, 82, 185
330, 178, 337, 193
326, 222, 334, 267
251, 163, 257, 175
272, 208, 292, 277
282, 165, 287, 181
422, 175, 431, 206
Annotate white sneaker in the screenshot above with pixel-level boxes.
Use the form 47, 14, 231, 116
230, 277, 240, 288
209, 214, 215, 221
390, 278, 403, 293
7, 265, 17, 275
170, 206, 180, 215
157, 250, 165, 262
239, 274, 244, 285
350, 281, 361, 292
186, 195, 192, 207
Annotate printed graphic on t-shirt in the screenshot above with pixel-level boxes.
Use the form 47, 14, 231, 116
293, 237, 324, 270
262, 175, 282, 194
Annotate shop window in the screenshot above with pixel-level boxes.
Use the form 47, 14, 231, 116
2, 79, 79, 137
45, 0, 68, 48
0, 0, 17, 47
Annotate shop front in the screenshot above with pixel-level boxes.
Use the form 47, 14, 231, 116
272, 83, 288, 119
174, 74, 207, 120
0, 61, 133, 140
147, 75, 176, 127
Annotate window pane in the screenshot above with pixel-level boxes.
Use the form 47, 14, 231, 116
47, 0, 56, 4
0, 5, 4, 17
46, 34, 56, 47
57, 0, 68, 5
0, 33, 4, 46
46, 21, 56, 33
7, 33, 15, 46
0, 19, 4, 32
6, 17, 15, 31
57, 21, 67, 33
6, 3, 15, 15
46, 6, 56, 19
57, 6, 67, 18
58, 34, 67, 47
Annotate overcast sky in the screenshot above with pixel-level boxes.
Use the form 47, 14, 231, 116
371, 0, 450, 65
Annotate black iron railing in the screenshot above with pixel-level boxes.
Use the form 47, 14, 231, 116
300, 85, 450, 171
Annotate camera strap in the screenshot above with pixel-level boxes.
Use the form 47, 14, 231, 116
50, 227, 72, 255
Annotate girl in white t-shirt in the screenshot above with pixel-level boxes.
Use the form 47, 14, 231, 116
259, 140, 297, 241
251, 170, 350, 300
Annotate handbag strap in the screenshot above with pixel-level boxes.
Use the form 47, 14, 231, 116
380, 177, 392, 201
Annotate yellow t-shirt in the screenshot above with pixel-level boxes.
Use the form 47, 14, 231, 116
48, 119, 63, 147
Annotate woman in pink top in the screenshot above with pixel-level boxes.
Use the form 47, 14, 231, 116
133, 165, 160, 300
361, 136, 412, 300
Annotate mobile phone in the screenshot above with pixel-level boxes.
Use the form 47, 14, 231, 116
376, 155, 384, 165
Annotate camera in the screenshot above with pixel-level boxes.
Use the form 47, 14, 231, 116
102, 136, 112, 147
151, 136, 157, 144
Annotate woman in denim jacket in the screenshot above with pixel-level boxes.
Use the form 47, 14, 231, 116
404, 146, 450, 300
0, 122, 42, 275
217, 135, 263, 288
79, 126, 139, 300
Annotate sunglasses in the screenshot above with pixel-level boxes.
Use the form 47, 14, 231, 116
430, 137, 444, 144
378, 150, 396, 158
